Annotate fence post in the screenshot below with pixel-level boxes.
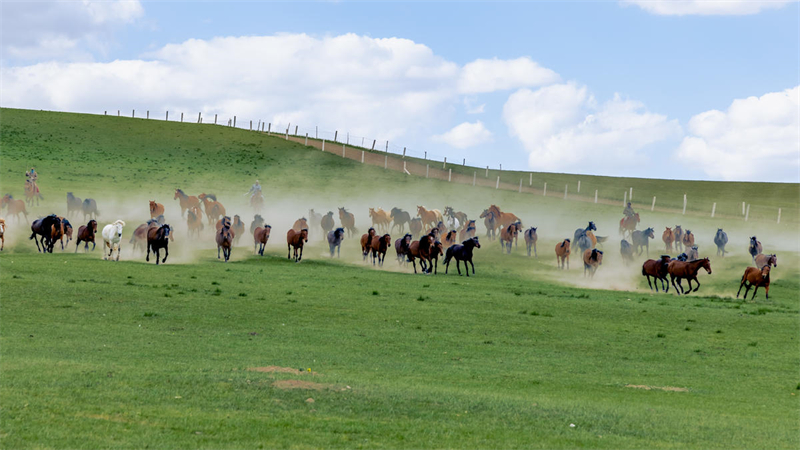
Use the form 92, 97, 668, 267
651, 196, 656, 211
315, 126, 318, 139
285, 129, 289, 140
347, 133, 349, 145
267, 123, 271, 134
403, 147, 406, 158
233, 115, 235, 127
424, 151, 427, 159
305, 133, 308, 146
132, 109, 135, 118
443, 157, 446, 169
166, 111, 169, 121
745, 204, 750, 222
262, 123, 265, 132
426, 165, 429, 178
342, 144, 345, 158
250, 120, 253, 131
711, 202, 716, 218
180, 112, 184, 122
577, 180, 581, 193
371, 140, 376, 150
295, 125, 298, 135
629, 187, 633, 201
463, 158, 465, 166
104, 111, 107, 115
404, 161, 408, 174
623, 191, 627, 206
682, 194, 687, 215
485, 166, 489, 177
384, 154, 388, 169
543, 182, 547, 196
777, 208, 782, 224
361, 151, 364, 163
595, 190, 598, 204
146, 110, 149, 119
334, 131, 338, 142
385, 141, 389, 152
742, 201, 745, 215
529, 173, 532, 186
519, 179, 523, 193
214, 114, 217, 124
473, 172, 476, 186
500, 164, 502, 171
198, 112, 202, 123
362, 137, 364, 147
564, 184, 568, 200
322, 139, 325, 152
496, 176, 500, 190
448, 169, 452, 182
117, 110, 120, 116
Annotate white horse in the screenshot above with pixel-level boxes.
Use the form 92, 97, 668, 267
446, 216, 460, 231
102, 220, 126, 261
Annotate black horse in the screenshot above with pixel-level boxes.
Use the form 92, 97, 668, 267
444, 237, 481, 276
390, 207, 411, 233
749, 236, 762, 261
82, 198, 98, 220
327, 227, 345, 258
631, 227, 655, 256
573, 221, 597, 255
146, 224, 171, 265
29, 214, 61, 253
714, 229, 728, 257
250, 214, 265, 234
66, 192, 82, 217
620, 239, 634, 266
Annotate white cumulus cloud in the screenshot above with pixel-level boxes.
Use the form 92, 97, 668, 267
621, 0, 793, 16
432, 121, 493, 149
458, 57, 560, 94
675, 86, 800, 182
503, 83, 682, 175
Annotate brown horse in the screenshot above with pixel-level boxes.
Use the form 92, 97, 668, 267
436, 221, 448, 238
662, 227, 674, 252
75, 220, 98, 252
499, 223, 518, 254
1, 194, 28, 222
583, 249, 603, 278
338, 207, 356, 238
681, 229, 694, 250
488, 205, 520, 231
361, 227, 377, 261
619, 213, 640, 239
253, 225, 272, 256
369, 208, 392, 233
667, 257, 711, 295
394, 233, 412, 264
0, 218, 5, 251
146, 224, 171, 265
443, 230, 458, 248
408, 218, 423, 239
479, 209, 497, 240
321, 211, 335, 235
292, 217, 309, 232
642, 255, 671, 292
737, 265, 771, 300
555, 239, 570, 269
130, 220, 158, 252
417, 206, 443, 229
149, 200, 165, 219
286, 228, 309, 262
524, 227, 538, 257
370, 234, 392, 267
174, 189, 200, 217
216, 222, 234, 262
429, 240, 445, 274
674, 225, 684, 252
215, 216, 232, 231
187, 206, 204, 237
59, 218, 73, 250
458, 220, 477, 242
30, 214, 61, 253
199, 193, 226, 225
232, 215, 245, 245
427, 227, 440, 241
24, 180, 41, 206
407, 235, 434, 274
754, 253, 777, 269
250, 191, 264, 212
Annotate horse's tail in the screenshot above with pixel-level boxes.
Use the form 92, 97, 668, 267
443, 246, 454, 265
596, 235, 608, 243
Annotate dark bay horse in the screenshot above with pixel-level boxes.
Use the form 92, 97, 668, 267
67, 192, 82, 217
407, 235, 434, 274
146, 224, 171, 265
631, 227, 655, 256
574, 221, 597, 256
339, 207, 356, 238
642, 255, 671, 292
30, 214, 61, 253
82, 198, 98, 220
390, 207, 411, 233
408, 218, 423, 239
327, 227, 345, 258
714, 229, 728, 257
620, 240, 634, 266
287, 228, 308, 262
321, 212, 335, 235
748, 236, 762, 261
232, 215, 245, 245
394, 233, 412, 264
444, 237, 480, 276
253, 225, 272, 256
524, 227, 538, 257
361, 228, 377, 261
370, 234, 392, 267
674, 225, 684, 252
216, 222, 234, 262
667, 258, 711, 295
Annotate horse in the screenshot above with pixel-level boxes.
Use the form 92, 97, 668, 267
499, 223, 518, 254
30, 214, 61, 253
620, 240, 634, 266
436, 221, 448, 238
199, 193, 226, 225
524, 227, 538, 257
429, 240, 445, 274
0, 218, 4, 251
444, 206, 468, 227
24, 180, 42, 206
174, 189, 200, 217
737, 265, 771, 300
754, 253, 777, 269
338, 207, 356, 238
187, 207, 204, 237
369, 208, 392, 233
619, 213, 640, 239
327, 227, 345, 258
59, 218, 73, 250
286, 228, 308, 262
308, 209, 322, 231
370, 234, 392, 267
293, 217, 309, 233
443, 230, 458, 248
416, 206, 443, 229
686, 246, 699, 261
674, 225, 684, 252
555, 239, 571, 270
145, 224, 171, 265
215, 216, 232, 231
253, 225, 272, 256
102, 220, 126, 261
631, 227, 655, 256
250, 191, 264, 212
583, 249, 604, 278
748, 236, 763, 261
67, 192, 82, 217
488, 205, 520, 230
232, 215, 245, 245
407, 235, 434, 274
250, 214, 265, 234
130, 220, 159, 252
149, 200, 165, 219
216, 222, 234, 262
642, 255, 671, 292
390, 208, 411, 234
75, 220, 98, 252
444, 237, 480, 276
479, 209, 497, 240
459, 220, 477, 242
408, 218, 423, 239
662, 227, 675, 252
394, 233, 412, 264
681, 229, 695, 250
321, 211, 335, 235
710, 229, 727, 257
427, 227, 440, 242
1, 195, 28, 222
667, 258, 712, 295
81, 198, 98, 221
361, 228, 377, 261
574, 221, 597, 255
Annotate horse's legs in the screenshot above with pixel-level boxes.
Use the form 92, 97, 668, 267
298, 245, 303, 262
736, 279, 745, 298
751, 285, 759, 300
155, 248, 160, 265
470, 258, 476, 275
670, 275, 680, 295
337, 244, 341, 258
145, 242, 150, 262
287, 244, 291, 259
646, 275, 654, 291
163, 244, 169, 263
534, 242, 537, 257
646, 243, 649, 257
691, 277, 700, 292
527, 243, 531, 257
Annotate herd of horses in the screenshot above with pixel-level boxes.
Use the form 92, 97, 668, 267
2, 189, 781, 298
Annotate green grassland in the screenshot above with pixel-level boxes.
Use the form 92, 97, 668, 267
1, 108, 798, 449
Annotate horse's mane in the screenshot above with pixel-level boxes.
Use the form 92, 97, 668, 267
176, 188, 185, 195
205, 193, 217, 201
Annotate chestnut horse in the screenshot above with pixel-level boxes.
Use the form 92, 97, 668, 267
253, 225, 272, 256
619, 213, 639, 239
488, 205, 520, 231
737, 265, 771, 300
642, 255, 671, 292
408, 218, 423, 239
370, 234, 392, 267
174, 189, 200, 217
499, 223, 518, 254
583, 249, 604, 278
681, 229, 695, 250
130, 220, 159, 252
361, 228, 377, 261
216, 222, 234, 262
524, 227, 538, 257
443, 230, 458, 248
479, 209, 497, 240
292, 217, 309, 232
407, 234, 434, 274
662, 227, 674, 252
555, 239, 570, 270
416, 206, 443, 229
75, 219, 98, 252
149, 200, 165, 219
59, 218, 73, 250
199, 193, 226, 225
667, 258, 711, 295
187, 206, 204, 237
286, 228, 309, 262
1, 194, 28, 222
369, 208, 391, 233
146, 224, 171, 265
754, 253, 777, 269
338, 207, 356, 238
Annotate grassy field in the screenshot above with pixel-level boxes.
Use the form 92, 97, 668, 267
1, 108, 798, 449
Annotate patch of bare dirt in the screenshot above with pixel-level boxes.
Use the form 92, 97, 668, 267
247, 366, 318, 375
272, 380, 352, 391
625, 384, 688, 392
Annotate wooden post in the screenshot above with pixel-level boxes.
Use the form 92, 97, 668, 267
361, 151, 365, 163
250, 120, 252, 131
424, 151, 427, 159
117, 110, 120, 116
577, 180, 581, 193
519, 179, 523, 193
384, 154, 388, 169
362, 137, 365, 147
146, 110, 149, 119
742, 201, 746, 215
295, 125, 298, 135
305, 133, 308, 146
629, 187, 633, 201
233, 115, 235, 127
473, 172, 476, 186
166, 111, 169, 121
623, 191, 627, 206
651, 196, 656, 211
495, 176, 500, 190
285, 129, 289, 140
322, 139, 325, 152
371, 140, 376, 150
777, 208, 782, 224
682, 194, 687, 215
104, 111, 107, 115
268, 123, 271, 133
462, 158, 465, 166
404, 161, 408, 174
214, 114, 217, 124
443, 157, 446, 169
347, 133, 349, 145
485, 166, 489, 177
426, 165, 429, 178
132, 109, 135, 118
315, 126, 318, 139
595, 190, 599, 204
529, 173, 532, 186
500, 164, 502, 171
385, 141, 389, 152
403, 147, 406, 158
334, 131, 338, 142
262, 123, 265, 132
543, 182, 547, 196
711, 202, 716, 218
198, 112, 202, 123
745, 204, 750, 222
448, 169, 452, 182
564, 184, 568, 200
342, 144, 345, 157
180, 112, 184, 122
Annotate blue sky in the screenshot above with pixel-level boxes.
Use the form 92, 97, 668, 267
2, 1, 798, 181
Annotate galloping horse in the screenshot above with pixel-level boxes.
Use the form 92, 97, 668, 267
59, 218, 73, 250
499, 224, 518, 254
1, 195, 28, 222
429, 240, 445, 274
631, 227, 655, 256
327, 227, 345, 258
75, 220, 98, 252
250, 214, 265, 234
250, 191, 264, 213
30, 214, 61, 253
407, 235, 434, 274
444, 206, 468, 228
408, 218, 423, 239
199, 194, 226, 225
67, 193, 82, 217
370, 234, 392, 267
308, 209, 322, 231
146, 224, 171, 265
338, 207, 356, 238
620, 240, 634, 266
149, 200, 165, 219
748, 236, 763, 261
130, 219, 159, 252
488, 205, 520, 232
24, 180, 42, 206
667, 258, 712, 295
232, 215, 245, 245
369, 208, 392, 233
686, 245, 699, 261
286, 228, 309, 262
524, 227, 538, 257
390, 208, 411, 234
754, 253, 777, 269
361, 228, 377, 261
321, 212, 335, 235
681, 229, 695, 250
187, 207, 204, 237
674, 225, 684, 252
416, 206, 443, 229
714, 229, 728, 257
216, 222, 234, 262
479, 209, 497, 240
394, 233, 412, 264
619, 213, 640, 239
642, 255, 671, 292
82, 199, 98, 221
574, 221, 597, 256
555, 239, 570, 270
253, 225, 272, 256
293, 217, 309, 232
583, 249, 603, 278
102, 220, 126, 261
737, 265, 771, 300
662, 227, 675, 252
174, 189, 200, 217
444, 237, 480, 276
443, 230, 458, 248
